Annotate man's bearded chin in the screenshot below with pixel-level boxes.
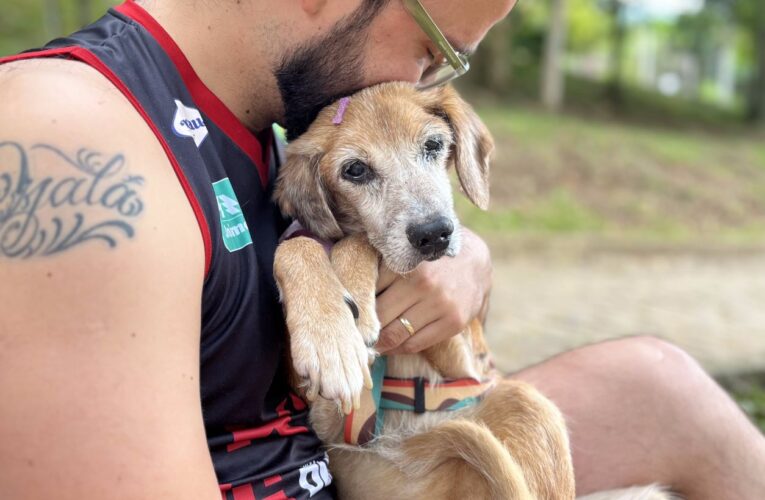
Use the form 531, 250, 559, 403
275, 41, 365, 141
274, 8, 375, 140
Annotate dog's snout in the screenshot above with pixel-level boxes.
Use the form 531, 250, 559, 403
406, 216, 454, 255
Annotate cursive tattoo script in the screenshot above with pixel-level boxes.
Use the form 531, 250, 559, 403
0, 141, 145, 258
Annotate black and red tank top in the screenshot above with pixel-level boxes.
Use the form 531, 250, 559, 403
0, 1, 334, 498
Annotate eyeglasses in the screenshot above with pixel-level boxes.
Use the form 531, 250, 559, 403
402, 0, 470, 89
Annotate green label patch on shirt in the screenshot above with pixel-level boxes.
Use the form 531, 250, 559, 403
212, 178, 253, 252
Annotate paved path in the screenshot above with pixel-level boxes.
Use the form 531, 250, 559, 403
484, 252, 765, 375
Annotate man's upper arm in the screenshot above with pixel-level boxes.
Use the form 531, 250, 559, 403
0, 60, 219, 499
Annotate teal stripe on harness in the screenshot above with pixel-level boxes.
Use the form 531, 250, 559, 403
378, 394, 483, 412
447, 396, 482, 410
379, 399, 415, 411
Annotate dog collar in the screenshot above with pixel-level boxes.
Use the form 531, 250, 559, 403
280, 219, 333, 254
343, 356, 496, 446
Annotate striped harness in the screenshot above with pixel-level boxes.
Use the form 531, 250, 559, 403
343, 356, 496, 446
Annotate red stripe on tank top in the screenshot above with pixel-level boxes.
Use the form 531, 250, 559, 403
264, 475, 282, 488
115, 0, 271, 187
232, 484, 256, 500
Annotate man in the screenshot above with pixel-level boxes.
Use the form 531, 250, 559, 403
0, 0, 763, 499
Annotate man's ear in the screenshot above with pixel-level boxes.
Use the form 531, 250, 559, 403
301, 0, 328, 16
423, 85, 494, 210
274, 139, 343, 240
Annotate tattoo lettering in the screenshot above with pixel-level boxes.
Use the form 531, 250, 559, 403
0, 141, 145, 258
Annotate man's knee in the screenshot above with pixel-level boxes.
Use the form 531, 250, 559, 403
605, 335, 698, 372
588, 336, 708, 396
515, 334, 714, 420
567, 335, 706, 401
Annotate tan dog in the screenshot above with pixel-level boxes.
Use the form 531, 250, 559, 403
273, 83, 673, 500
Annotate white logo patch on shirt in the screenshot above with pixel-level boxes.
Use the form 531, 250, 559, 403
172, 99, 208, 147
298, 454, 332, 497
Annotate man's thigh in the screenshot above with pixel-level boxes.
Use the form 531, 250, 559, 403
505, 336, 708, 495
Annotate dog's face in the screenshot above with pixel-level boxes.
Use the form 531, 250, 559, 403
275, 83, 494, 274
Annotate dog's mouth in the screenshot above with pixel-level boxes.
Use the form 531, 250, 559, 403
380, 251, 426, 275
425, 248, 449, 261
379, 243, 458, 275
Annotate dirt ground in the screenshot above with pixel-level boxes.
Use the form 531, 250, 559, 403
483, 248, 765, 376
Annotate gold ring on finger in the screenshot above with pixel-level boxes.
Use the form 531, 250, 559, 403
399, 316, 416, 337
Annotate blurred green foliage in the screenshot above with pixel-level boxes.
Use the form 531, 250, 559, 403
568, 0, 612, 51
0, 0, 117, 56
464, 0, 765, 125
718, 374, 765, 432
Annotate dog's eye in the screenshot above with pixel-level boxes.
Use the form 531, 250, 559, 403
424, 138, 443, 159
342, 160, 373, 184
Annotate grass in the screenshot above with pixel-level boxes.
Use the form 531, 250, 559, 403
456, 190, 606, 234
456, 102, 765, 250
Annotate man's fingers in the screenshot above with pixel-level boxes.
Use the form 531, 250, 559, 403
377, 301, 441, 353
375, 278, 416, 328
386, 318, 456, 355
377, 307, 433, 353
376, 318, 413, 354
376, 264, 398, 294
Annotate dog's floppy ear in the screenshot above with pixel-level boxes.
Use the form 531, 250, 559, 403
274, 139, 344, 240
423, 85, 494, 210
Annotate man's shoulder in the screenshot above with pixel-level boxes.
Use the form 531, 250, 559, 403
1, 57, 118, 100
0, 54, 206, 279
0, 57, 135, 135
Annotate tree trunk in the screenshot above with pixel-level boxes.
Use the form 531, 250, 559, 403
606, 0, 626, 109
485, 18, 512, 94
749, 14, 765, 123
541, 0, 569, 111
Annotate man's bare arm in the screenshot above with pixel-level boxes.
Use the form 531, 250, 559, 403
0, 59, 220, 499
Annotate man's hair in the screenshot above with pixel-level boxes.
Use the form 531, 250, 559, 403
363, 0, 393, 17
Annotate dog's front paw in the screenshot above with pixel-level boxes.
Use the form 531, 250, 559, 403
288, 298, 373, 414
346, 290, 380, 349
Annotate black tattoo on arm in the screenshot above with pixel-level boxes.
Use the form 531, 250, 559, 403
0, 141, 145, 258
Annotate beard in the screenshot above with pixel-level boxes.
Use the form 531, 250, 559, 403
275, 3, 382, 140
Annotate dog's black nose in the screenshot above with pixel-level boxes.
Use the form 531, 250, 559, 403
407, 217, 454, 255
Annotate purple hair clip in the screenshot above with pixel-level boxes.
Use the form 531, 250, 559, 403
332, 97, 351, 125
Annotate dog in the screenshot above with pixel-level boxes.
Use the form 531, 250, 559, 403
273, 82, 673, 500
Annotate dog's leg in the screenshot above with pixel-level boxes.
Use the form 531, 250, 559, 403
325, 421, 535, 500
330, 233, 381, 349
274, 236, 372, 413
475, 379, 577, 500
371, 419, 534, 500
422, 334, 480, 380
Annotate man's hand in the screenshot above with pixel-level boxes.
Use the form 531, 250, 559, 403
374, 227, 492, 354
